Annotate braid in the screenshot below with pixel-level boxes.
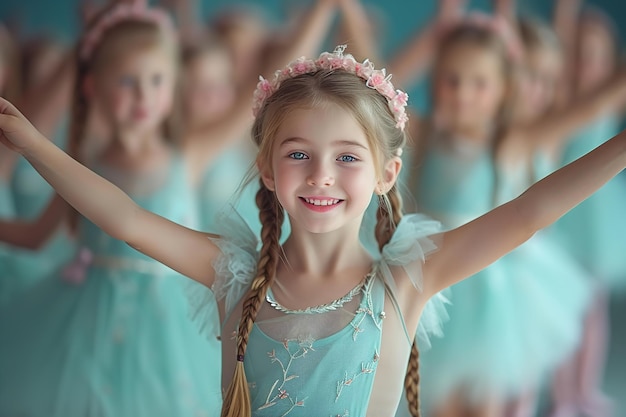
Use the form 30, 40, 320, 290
221, 179, 284, 417
375, 184, 403, 251
404, 341, 421, 417
375, 185, 422, 417
68, 51, 91, 232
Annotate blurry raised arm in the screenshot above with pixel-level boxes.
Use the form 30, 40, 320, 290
510, 70, 626, 154
0, 98, 220, 287
160, 0, 205, 44
493, 0, 516, 23
336, 0, 379, 63
182, 0, 337, 181
17, 49, 74, 139
553, 0, 582, 102
421, 128, 626, 297
387, 0, 465, 89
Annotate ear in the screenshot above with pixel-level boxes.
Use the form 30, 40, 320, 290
257, 160, 275, 192
376, 156, 402, 195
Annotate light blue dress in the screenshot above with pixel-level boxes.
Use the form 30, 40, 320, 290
188, 209, 449, 416
412, 132, 589, 410
553, 114, 626, 289
197, 146, 260, 232
0, 179, 17, 303
8, 154, 76, 295
0, 154, 221, 417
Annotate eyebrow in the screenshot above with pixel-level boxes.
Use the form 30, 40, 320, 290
279, 137, 369, 150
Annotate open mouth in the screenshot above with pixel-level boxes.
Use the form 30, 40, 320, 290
299, 197, 344, 211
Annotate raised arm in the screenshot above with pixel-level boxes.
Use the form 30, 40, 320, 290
387, 0, 465, 89
17, 49, 74, 139
181, 0, 337, 181
160, 0, 205, 44
421, 128, 626, 296
553, 0, 582, 102
336, 0, 379, 63
507, 70, 626, 155
0, 98, 219, 287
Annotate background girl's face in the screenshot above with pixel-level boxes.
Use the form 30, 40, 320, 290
434, 42, 507, 133
577, 21, 616, 94
182, 50, 235, 125
518, 46, 562, 120
93, 46, 175, 135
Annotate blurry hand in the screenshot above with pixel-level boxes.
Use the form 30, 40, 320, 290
0, 97, 44, 154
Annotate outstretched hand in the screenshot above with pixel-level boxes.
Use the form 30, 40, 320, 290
0, 97, 43, 154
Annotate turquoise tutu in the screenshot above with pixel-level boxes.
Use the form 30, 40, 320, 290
412, 134, 589, 410
0, 155, 221, 417
8, 156, 76, 293
553, 115, 626, 289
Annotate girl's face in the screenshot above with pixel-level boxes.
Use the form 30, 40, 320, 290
518, 46, 562, 120
93, 46, 175, 135
262, 102, 395, 235
182, 50, 235, 125
577, 21, 616, 94
434, 43, 507, 134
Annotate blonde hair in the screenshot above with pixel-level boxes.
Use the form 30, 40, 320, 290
67, 9, 180, 230
428, 24, 519, 207
220, 69, 417, 416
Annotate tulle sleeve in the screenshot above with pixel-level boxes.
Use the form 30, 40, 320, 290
186, 209, 259, 339
379, 214, 450, 350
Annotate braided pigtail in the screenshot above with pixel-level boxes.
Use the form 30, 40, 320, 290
221, 179, 284, 417
376, 185, 421, 417
375, 184, 403, 251
404, 341, 421, 417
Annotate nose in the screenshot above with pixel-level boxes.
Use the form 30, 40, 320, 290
306, 161, 334, 187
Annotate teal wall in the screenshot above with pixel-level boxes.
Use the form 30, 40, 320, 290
1, 1, 622, 46
2, 0, 621, 110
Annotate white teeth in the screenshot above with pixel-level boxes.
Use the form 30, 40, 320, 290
304, 198, 340, 206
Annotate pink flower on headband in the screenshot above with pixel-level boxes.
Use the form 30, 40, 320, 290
252, 45, 409, 131
80, 3, 174, 61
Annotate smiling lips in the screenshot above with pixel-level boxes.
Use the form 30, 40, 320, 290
300, 197, 343, 212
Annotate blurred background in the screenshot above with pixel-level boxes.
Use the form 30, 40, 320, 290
0, 0, 624, 416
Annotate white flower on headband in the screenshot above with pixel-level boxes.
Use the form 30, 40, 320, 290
252, 45, 410, 131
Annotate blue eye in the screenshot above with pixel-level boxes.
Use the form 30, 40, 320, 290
338, 155, 357, 163
289, 152, 308, 160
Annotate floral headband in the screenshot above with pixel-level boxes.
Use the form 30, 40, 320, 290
440, 13, 524, 62
252, 45, 409, 131
80, 1, 175, 61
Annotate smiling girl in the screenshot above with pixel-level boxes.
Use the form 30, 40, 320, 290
0, 42, 625, 417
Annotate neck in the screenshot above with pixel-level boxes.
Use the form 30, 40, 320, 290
112, 126, 164, 157
280, 217, 372, 278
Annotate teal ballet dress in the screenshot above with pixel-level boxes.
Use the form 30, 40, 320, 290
0, 179, 18, 304
553, 114, 626, 289
187, 209, 449, 416
197, 145, 260, 232
413, 132, 589, 410
8, 154, 76, 295
0, 154, 221, 417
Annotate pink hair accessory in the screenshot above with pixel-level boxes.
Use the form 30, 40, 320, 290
252, 45, 410, 131
80, 1, 174, 61
441, 13, 524, 62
